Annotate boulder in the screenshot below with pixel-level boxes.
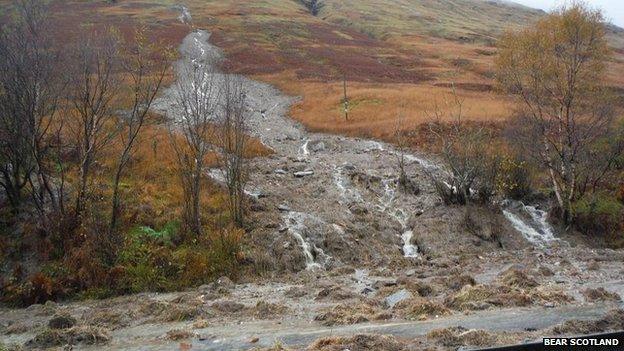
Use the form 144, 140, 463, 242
311, 141, 326, 152
384, 289, 412, 309
294, 170, 314, 178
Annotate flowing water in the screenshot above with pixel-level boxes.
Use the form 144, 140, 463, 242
282, 212, 332, 270
502, 201, 559, 248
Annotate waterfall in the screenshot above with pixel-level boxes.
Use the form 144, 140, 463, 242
503, 201, 559, 248
282, 212, 331, 270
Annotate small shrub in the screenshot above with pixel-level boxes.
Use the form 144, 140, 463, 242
116, 231, 176, 293
496, 155, 533, 200
573, 193, 624, 246
78, 287, 115, 300
135, 221, 180, 246
19, 273, 65, 306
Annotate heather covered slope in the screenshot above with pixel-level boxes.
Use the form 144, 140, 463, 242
2, 0, 620, 141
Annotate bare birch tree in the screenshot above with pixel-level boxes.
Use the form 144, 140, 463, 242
0, 0, 65, 216
68, 29, 121, 218
216, 77, 249, 226
169, 56, 220, 236
496, 2, 623, 224
109, 29, 171, 231
393, 111, 410, 192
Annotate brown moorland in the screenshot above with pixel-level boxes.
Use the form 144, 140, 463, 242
3, 0, 622, 146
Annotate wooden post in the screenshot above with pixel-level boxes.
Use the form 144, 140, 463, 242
343, 73, 349, 121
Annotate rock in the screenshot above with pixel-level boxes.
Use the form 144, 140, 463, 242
373, 279, 398, 289
384, 289, 412, 309
216, 276, 234, 288
348, 203, 368, 215
48, 313, 77, 330
405, 269, 416, 277
311, 141, 326, 152
274, 169, 287, 175
278, 204, 291, 212
294, 170, 314, 178
538, 265, 554, 276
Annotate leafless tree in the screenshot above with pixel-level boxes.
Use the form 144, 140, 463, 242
0, 0, 65, 216
109, 29, 171, 231
169, 56, 221, 236
393, 111, 410, 191
68, 29, 121, 217
426, 86, 498, 205
216, 77, 249, 226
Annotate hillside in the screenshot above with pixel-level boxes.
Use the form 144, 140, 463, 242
210, 0, 624, 140
6, 0, 622, 142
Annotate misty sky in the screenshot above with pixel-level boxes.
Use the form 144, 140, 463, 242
511, 1, 623, 27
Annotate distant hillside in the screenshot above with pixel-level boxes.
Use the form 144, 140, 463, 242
1, 0, 622, 140
320, 0, 544, 43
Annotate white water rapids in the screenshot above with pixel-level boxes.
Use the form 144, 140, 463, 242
375, 176, 420, 258
503, 201, 559, 248
281, 211, 333, 270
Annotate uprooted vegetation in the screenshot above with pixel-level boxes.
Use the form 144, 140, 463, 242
26, 326, 111, 349
444, 268, 573, 311
314, 303, 390, 326
307, 334, 410, 351
551, 309, 624, 335
427, 327, 498, 348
